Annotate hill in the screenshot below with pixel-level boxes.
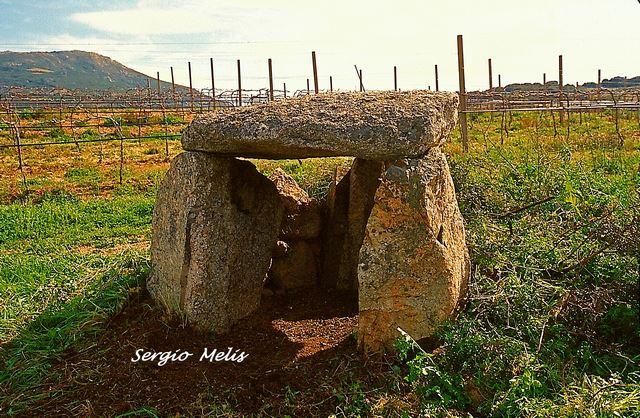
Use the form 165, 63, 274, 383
0, 50, 179, 91
504, 76, 640, 92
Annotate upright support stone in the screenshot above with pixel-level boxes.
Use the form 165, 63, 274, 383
320, 168, 350, 289
321, 159, 383, 298
357, 148, 470, 352
149, 152, 283, 333
268, 168, 322, 290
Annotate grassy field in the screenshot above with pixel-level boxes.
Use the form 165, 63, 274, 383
0, 108, 639, 416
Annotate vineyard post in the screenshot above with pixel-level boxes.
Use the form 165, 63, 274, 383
488, 58, 493, 90
106, 116, 125, 185
188, 61, 194, 111
577, 81, 583, 124
268, 58, 274, 101
119, 123, 124, 185
359, 69, 364, 92
312, 51, 319, 94
8, 105, 28, 192
69, 102, 79, 151
559, 55, 564, 123
156, 71, 161, 94
95, 101, 103, 162
58, 94, 63, 131
394, 66, 398, 91
597, 69, 601, 102
137, 88, 143, 143
170, 66, 176, 95
636, 93, 639, 129
498, 74, 502, 88
237, 59, 242, 107
160, 88, 169, 158
457, 34, 469, 152
435, 64, 439, 92
307, 79, 310, 95
330, 76, 333, 92
146, 78, 151, 110
283, 82, 287, 99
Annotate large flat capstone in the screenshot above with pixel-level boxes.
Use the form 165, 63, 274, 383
182, 91, 459, 160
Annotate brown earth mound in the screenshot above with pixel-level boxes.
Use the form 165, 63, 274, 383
26, 288, 400, 416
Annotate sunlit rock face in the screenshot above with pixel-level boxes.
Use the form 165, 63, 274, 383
357, 148, 470, 352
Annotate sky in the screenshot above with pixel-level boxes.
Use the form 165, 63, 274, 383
0, 0, 639, 92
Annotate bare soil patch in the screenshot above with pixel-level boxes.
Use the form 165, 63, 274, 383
25, 287, 396, 416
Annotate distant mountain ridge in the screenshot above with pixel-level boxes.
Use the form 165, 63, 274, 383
0, 50, 178, 91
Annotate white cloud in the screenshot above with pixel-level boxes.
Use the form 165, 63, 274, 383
71, 7, 216, 35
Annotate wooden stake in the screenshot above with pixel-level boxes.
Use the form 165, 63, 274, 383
394, 66, 398, 91
237, 59, 242, 106
498, 74, 502, 88
330, 76, 333, 92
188, 61, 193, 110
457, 34, 469, 152
597, 69, 601, 101
312, 51, 319, 94
170, 66, 176, 95
435, 64, 439, 92
488, 58, 493, 90
268, 58, 274, 101
559, 55, 564, 122
307, 78, 310, 94
156, 71, 161, 94
283, 82, 287, 99
354, 65, 364, 92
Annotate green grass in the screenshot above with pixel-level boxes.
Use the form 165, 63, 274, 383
0, 192, 153, 412
1, 110, 639, 416
395, 111, 640, 417
253, 157, 352, 199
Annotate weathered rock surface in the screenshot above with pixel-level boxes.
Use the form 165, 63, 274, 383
182, 91, 459, 159
149, 152, 283, 332
357, 148, 470, 352
270, 240, 318, 289
270, 168, 322, 239
269, 168, 311, 212
321, 159, 384, 296
320, 168, 350, 289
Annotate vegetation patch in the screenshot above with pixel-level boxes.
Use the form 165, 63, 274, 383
0, 110, 638, 416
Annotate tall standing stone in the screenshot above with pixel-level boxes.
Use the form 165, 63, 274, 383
357, 147, 470, 352
149, 152, 283, 333
321, 159, 384, 297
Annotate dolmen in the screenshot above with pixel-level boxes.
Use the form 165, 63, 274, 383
149, 91, 470, 353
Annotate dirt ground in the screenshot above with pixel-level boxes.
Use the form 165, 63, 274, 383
24, 287, 400, 417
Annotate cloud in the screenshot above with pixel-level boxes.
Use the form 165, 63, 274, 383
71, 7, 216, 35
69, 0, 292, 38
